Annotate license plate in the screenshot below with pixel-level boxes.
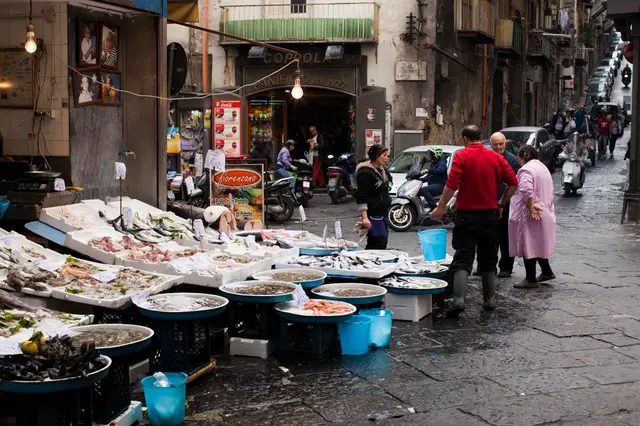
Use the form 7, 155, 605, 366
328, 178, 337, 189
302, 181, 310, 189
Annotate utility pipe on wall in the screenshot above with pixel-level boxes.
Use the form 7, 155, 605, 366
202, 0, 208, 92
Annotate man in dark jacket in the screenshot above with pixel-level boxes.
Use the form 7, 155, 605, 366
356, 144, 392, 249
419, 147, 448, 210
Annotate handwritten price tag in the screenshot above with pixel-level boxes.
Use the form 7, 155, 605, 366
54, 178, 66, 192
293, 284, 310, 309
91, 271, 117, 283
335, 221, 342, 239
193, 219, 205, 240
44, 328, 78, 339
114, 162, 127, 180
36, 258, 66, 273
205, 149, 225, 172
299, 206, 307, 222
185, 177, 195, 195
122, 207, 133, 228
169, 257, 196, 273
190, 253, 212, 268
131, 292, 150, 307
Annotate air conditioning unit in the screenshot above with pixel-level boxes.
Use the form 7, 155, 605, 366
525, 80, 533, 93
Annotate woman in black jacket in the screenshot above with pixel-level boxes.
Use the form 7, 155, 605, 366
356, 144, 393, 249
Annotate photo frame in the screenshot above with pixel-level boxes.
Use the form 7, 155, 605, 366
72, 67, 102, 107
77, 20, 99, 67
100, 71, 121, 106
99, 23, 119, 69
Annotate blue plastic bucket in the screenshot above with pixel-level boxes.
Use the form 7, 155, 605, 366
418, 229, 446, 261
360, 308, 393, 348
337, 315, 372, 356
141, 373, 188, 426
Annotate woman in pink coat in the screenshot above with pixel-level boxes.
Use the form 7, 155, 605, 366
509, 145, 556, 288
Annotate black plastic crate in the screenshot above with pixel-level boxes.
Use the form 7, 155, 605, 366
148, 318, 212, 374
227, 302, 280, 340
4, 387, 93, 426
93, 306, 146, 325
277, 321, 339, 360
92, 354, 132, 424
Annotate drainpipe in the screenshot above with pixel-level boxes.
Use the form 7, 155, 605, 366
482, 44, 488, 128
202, 0, 209, 92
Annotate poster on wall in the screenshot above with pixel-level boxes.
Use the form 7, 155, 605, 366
100, 23, 119, 69
101, 71, 121, 106
365, 129, 382, 148
77, 21, 99, 66
213, 100, 242, 155
72, 68, 102, 107
211, 164, 264, 224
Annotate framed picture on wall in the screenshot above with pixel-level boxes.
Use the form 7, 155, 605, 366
100, 23, 119, 69
101, 71, 121, 106
77, 20, 99, 67
72, 67, 102, 107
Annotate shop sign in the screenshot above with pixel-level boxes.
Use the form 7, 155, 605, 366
260, 51, 360, 66
244, 67, 357, 95
213, 100, 242, 155
211, 164, 264, 224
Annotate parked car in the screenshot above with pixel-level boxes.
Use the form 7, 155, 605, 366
599, 59, 619, 74
589, 76, 611, 92
591, 70, 614, 87
500, 127, 557, 173
586, 81, 611, 103
387, 145, 463, 195
594, 66, 614, 81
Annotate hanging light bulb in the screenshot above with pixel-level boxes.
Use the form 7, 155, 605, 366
25, 24, 37, 54
291, 69, 303, 99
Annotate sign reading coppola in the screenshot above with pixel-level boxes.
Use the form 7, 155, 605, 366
244, 67, 357, 95
211, 165, 264, 223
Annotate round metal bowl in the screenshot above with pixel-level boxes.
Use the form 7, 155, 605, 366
219, 280, 297, 304
354, 250, 399, 264
395, 263, 449, 278
71, 324, 154, 357
379, 277, 448, 295
311, 283, 387, 305
135, 293, 229, 320
253, 268, 327, 289
0, 355, 111, 394
275, 300, 356, 324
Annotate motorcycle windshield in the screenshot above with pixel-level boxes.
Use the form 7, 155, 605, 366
406, 156, 423, 180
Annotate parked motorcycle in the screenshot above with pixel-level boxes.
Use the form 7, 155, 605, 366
265, 177, 296, 223
387, 157, 456, 232
290, 159, 313, 208
327, 153, 358, 204
187, 171, 210, 207
561, 152, 586, 197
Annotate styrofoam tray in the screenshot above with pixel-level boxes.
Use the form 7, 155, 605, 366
0, 234, 65, 263
274, 262, 397, 279
106, 197, 163, 215
64, 226, 130, 265
39, 203, 119, 233
1, 311, 94, 342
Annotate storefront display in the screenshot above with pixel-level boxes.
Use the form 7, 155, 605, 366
212, 164, 264, 224
248, 100, 285, 148
213, 100, 242, 155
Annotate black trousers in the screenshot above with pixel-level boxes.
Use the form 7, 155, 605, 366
497, 203, 514, 273
524, 258, 553, 282
449, 210, 499, 275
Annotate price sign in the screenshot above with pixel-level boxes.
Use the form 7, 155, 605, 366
322, 224, 328, 243
114, 162, 127, 180
44, 328, 78, 339
91, 271, 117, 283
131, 292, 149, 307
205, 149, 225, 172
335, 221, 342, 239
299, 206, 307, 222
36, 258, 66, 273
122, 207, 134, 228
169, 257, 196, 273
190, 253, 211, 268
0, 340, 22, 356
293, 284, 309, 309
54, 178, 66, 192
185, 178, 195, 195
193, 219, 205, 239
194, 153, 204, 176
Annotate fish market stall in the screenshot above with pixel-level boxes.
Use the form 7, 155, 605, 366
253, 269, 327, 289
311, 283, 387, 306
379, 276, 448, 322
275, 251, 398, 279
394, 256, 449, 278
262, 230, 358, 256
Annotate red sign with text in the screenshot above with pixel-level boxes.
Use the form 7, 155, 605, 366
213, 100, 242, 155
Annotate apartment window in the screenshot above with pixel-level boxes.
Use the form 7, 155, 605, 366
291, 0, 306, 14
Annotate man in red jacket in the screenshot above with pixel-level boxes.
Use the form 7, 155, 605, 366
431, 125, 518, 317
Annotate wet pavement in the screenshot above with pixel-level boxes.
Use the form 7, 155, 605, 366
174, 77, 640, 425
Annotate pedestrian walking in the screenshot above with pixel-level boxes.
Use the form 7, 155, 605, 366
355, 144, 392, 250
509, 145, 556, 288
597, 112, 612, 160
308, 126, 326, 186
552, 109, 566, 140
574, 105, 586, 133
490, 133, 520, 278
563, 111, 576, 139
431, 125, 518, 317
609, 114, 624, 159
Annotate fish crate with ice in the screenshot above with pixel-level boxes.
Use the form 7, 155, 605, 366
227, 301, 281, 340
277, 321, 340, 360
148, 318, 212, 375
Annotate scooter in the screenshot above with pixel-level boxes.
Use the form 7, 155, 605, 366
187, 170, 211, 207
265, 177, 296, 223
290, 159, 313, 208
327, 153, 358, 204
387, 157, 456, 232
622, 66, 632, 88
561, 152, 586, 197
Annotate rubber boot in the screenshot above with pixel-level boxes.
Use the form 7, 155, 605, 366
482, 272, 497, 311
446, 270, 469, 318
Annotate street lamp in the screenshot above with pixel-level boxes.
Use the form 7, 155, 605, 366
291, 68, 303, 99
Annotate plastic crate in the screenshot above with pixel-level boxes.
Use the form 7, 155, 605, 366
4, 387, 93, 425
227, 302, 280, 340
93, 306, 146, 325
148, 318, 212, 374
92, 355, 132, 424
277, 321, 339, 360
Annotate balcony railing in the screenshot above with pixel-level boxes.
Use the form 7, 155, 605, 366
575, 45, 589, 65
527, 31, 553, 61
455, 0, 496, 43
220, 2, 380, 43
495, 18, 523, 54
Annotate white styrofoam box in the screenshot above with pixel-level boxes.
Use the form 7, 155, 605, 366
64, 226, 129, 265
39, 203, 119, 233
129, 359, 149, 384
384, 292, 432, 322
106, 197, 163, 215
80, 199, 108, 209
94, 401, 142, 426
0, 233, 65, 262
230, 337, 277, 359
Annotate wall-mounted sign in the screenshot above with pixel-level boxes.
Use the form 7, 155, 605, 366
365, 129, 382, 148
213, 100, 242, 155
366, 108, 375, 122
212, 164, 264, 224
244, 67, 357, 95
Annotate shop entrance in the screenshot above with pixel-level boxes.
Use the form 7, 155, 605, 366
247, 88, 355, 161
